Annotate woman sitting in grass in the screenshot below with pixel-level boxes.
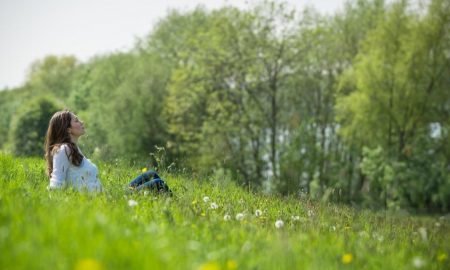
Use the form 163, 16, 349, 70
44, 110, 170, 193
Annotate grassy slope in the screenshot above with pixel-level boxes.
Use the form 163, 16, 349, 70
0, 153, 449, 270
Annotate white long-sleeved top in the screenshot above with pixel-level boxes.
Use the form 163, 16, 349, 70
49, 144, 102, 192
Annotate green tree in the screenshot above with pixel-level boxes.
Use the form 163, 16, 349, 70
159, 2, 301, 187
336, 0, 450, 210
278, 0, 385, 197
26, 55, 78, 98
9, 96, 60, 156
68, 50, 170, 160
337, 0, 449, 156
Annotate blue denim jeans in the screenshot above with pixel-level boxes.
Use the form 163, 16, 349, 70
128, 170, 171, 193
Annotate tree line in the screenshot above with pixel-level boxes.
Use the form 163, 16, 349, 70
1, 0, 449, 212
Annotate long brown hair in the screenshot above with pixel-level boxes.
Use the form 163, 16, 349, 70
44, 110, 83, 177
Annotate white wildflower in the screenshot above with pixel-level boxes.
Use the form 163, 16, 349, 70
358, 231, 369, 238
95, 213, 107, 225
255, 209, 262, 217
210, 202, 219, 209
187, 240, 201, 251
275, 219, 284, 229
128, 199, 138, 207
372, 232, 384, 242
223, 214, 231, 221
203, 196, 210, 203
241, 241, 252, 252
236, 213, 245, 221
291, 215, 300, 221
307, 210, 314, 217
412, 257, 426, 268
418, 227, 427, 242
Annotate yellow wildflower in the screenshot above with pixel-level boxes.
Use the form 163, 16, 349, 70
438, 253, 448, 262
74, 259, 103, 270
141, 167, 147, 172
342, 253, 353, 264
198, 261, 221, 270
226, 260, 238, 270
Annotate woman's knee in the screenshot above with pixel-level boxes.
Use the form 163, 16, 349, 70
143, 170, 159, 179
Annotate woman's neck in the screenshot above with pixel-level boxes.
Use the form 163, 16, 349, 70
70, 135, 79, 144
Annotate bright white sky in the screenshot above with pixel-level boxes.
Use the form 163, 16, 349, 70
0, 0, 346, 89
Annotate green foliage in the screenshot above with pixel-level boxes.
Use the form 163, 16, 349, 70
0, 90, 17, 149
0, 155, 449, 269
1, 0, 449, 212
360, 146, 397, 209
26, 55, 78, 98
9, 96, 60, 156
161, 3, 302, 187
67, 52, 170, 160
360, 129, 450, 212
333, 0, 450, 211
278, 121, 316, 195
336, 0, 450, 155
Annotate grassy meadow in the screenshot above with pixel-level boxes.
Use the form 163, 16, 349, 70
0, 153, 449, 270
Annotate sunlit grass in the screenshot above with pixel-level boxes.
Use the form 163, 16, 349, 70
0, 153, 449, 269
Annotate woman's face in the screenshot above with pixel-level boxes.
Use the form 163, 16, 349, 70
68, 113, 85, 138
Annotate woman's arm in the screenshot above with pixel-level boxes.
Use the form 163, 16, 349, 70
49, 144, 70, 189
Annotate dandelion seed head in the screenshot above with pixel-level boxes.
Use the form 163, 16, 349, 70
241, 241, 252, 252
255, 209, 262, 217
372, 232, 384, 242
223, 214, 231, 221
412, 257, 426, 268
236, 213, 245, 221
210, 202, 219, 209
187, 240, 201, 251
203, 196, 210, 203
128, 199, 138, 207
275, 219, 284, 229
358, 231, 369, 238
418, 227, 427, 242
95, 213, 107, 225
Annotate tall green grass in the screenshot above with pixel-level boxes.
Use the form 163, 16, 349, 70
0, 153, 448, 269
